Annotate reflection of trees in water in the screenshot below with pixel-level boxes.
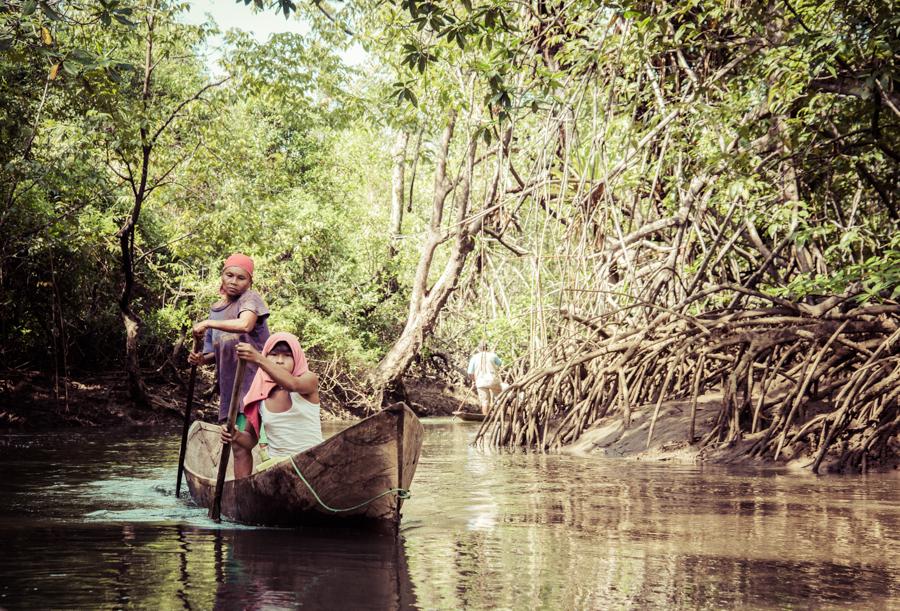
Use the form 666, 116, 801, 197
10, 524, 221, 609
17, 524, 417, 609
416, 510, 900, 608
175, 526, 192, 610
405, 451, 900, 608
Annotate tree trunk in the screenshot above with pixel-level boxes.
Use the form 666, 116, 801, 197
370, 230, 478, 399
117, 8, 156, 409
381, 129, 410, 294
388, 130, 409, 259
370, 111, 486, 403
121, 307, 148, 408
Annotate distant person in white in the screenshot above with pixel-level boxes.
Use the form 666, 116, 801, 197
467, 340, 503, 415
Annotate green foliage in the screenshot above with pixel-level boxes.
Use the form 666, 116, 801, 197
0, 0, 402, 373
2, 0, 897, 393
777, 232, 900, 302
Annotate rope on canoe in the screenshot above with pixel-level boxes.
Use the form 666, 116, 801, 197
289, 457, 411, 513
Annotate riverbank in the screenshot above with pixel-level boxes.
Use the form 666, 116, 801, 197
563, 393, 900, 474
562, 395, 721, 463
0, 368, 471, 430
0, 368, 211, 428
6, 368, 895, 473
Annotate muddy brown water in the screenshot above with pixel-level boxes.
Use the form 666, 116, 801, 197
1, 418, 898, 609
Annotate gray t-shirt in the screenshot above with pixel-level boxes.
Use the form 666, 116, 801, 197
203, 290, 270, 421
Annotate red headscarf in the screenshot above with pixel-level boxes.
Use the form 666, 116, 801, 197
223, 253, 254, 276
241, 332, 309, 437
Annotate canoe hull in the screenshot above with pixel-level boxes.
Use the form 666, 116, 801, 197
184, 403, 424, 527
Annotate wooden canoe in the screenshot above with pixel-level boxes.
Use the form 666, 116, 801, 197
184, 402, 424, 528
452, 410, 486, 422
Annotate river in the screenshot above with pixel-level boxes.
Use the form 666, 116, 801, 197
1, 417, 898, 609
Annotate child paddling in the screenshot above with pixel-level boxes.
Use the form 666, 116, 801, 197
221, 332, 322, 478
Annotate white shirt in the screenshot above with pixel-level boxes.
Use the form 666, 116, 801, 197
261, 392, 323, 457
467, 351, 502, 388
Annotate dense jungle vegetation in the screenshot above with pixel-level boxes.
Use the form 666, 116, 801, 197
1, 0, 898, 471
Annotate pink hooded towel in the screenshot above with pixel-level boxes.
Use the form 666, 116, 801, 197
241, 332, 309, 437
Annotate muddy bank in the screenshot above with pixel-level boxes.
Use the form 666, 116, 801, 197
400, 376, 479, 416
563, 394, 900, 474
562, 396, 720, 463
0, 368, 473, 430
0, 369, 216, 429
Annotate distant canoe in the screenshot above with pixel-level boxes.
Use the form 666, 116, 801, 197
184, 403, 424, 528
452, 410, 486, 422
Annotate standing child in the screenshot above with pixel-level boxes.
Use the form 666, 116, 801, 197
221, 332, 322, 478
189, 253, 270, 426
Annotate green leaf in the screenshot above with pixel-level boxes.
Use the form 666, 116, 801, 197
23, 0, 37, 16
69, 49, 94, 64
39, 1, 62, 20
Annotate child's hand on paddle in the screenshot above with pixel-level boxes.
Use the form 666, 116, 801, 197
235, 342, 261, 364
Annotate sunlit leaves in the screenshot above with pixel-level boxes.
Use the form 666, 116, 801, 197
222, 30, 355, 128
391, 80, 418, 106
236, 0, 297, 20
399, 41, 437, 73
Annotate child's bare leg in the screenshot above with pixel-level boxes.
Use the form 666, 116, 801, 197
233, 444, 253, 478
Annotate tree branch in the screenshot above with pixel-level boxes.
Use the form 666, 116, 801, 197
151, 77, 230, 145
484, 228, 529, 256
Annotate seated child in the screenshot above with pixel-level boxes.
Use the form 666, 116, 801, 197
221, 332, 322, 478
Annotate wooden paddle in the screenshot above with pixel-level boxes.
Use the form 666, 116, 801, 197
209, 358, 247, 522
175, 336, 203, 498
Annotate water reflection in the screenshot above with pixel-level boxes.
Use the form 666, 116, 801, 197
0, 522, 415, 610
0, 420, 898, 609
402, 419, 900, 609
211, 528, 415, 610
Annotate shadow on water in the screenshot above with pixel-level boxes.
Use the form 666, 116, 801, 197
207, 527, 416, 610
0, 522, 416, 610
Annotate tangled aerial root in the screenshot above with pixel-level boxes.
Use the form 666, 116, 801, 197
476, 301, 899, 473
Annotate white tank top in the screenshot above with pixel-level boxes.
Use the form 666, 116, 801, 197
260, 392, 323, 457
